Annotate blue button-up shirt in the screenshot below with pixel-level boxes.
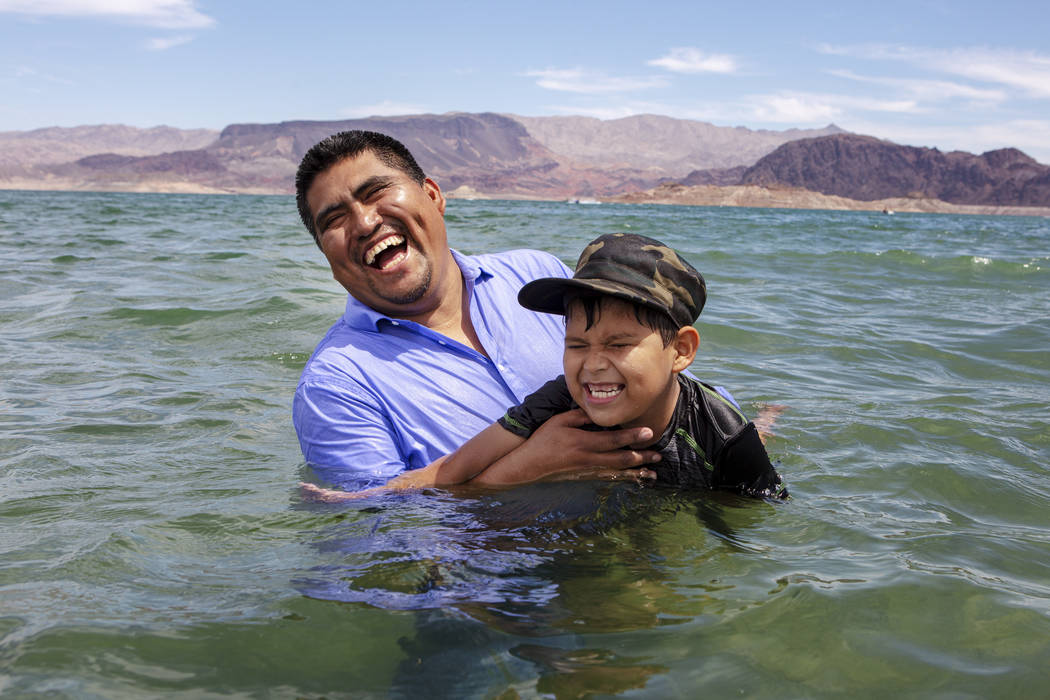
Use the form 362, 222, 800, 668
293, 248, 571, 488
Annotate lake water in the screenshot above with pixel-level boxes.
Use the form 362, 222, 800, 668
1, 189, 1048, 697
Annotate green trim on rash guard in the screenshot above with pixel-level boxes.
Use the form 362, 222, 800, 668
500, 414, 531, 434
674, 428, 715, 472
698, 381, 748, 423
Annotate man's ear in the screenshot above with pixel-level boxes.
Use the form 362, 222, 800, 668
423, 177, 446, 215
671, 326, 700, 373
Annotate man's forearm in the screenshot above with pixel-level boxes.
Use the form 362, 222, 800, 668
468, 409, 662, 486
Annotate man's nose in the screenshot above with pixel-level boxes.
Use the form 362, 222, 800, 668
350, 201, 381, 236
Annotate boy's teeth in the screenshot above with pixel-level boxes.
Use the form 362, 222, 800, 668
364, 235, 405, 266
588, 384, 622, 398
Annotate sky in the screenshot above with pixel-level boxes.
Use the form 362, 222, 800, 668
2, 0, 1049, 162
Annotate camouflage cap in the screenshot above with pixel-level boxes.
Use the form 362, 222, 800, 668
518, 233, 706, 327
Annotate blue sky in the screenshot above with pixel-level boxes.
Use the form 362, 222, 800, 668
2, 0, 1049, 162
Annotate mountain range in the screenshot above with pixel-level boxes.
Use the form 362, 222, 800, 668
2, 113, 1048, 210
0, 113, 840, 197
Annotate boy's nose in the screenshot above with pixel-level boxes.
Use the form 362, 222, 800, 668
582, 350, 609, 372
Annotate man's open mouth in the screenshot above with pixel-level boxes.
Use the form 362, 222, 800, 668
363, 235, 408, 270
586, 383, 624, 399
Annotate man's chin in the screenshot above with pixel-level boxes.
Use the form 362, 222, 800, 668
370, 273, 432, 308
384, 287, 429, 306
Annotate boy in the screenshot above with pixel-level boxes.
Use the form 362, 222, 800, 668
303, 233, 787, 500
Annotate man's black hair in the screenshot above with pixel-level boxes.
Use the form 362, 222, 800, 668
294, 130, 426, 247
563, 291, 682, 346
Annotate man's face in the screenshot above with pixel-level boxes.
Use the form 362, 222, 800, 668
563, 298, 681, 432
306, 151, 452, 318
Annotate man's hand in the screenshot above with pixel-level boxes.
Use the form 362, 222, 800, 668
299, 463, 444, 502
300, 482, 366, 502
470, 408, 661, 486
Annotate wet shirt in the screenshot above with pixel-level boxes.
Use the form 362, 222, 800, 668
293, 248, 571, 488
499, 374, 788, 498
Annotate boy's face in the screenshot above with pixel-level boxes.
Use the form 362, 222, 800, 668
563, 297, 684, 432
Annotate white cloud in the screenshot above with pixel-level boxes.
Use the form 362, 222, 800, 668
827, 69, 1006, 102
144, 33, 194, 50
11, 65, 72, 84
749, 92, 920, 124
0, 0, 214, 29
648, 47, 737, 74
936, 49, 1050, 98
544, 102, 675, 120
524, 68, 668, 94
752, 96, 840, 123
340, 101, 428, 118
818, 44, 1050, 99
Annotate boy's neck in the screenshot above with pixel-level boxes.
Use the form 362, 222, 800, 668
624, 375, 682, 449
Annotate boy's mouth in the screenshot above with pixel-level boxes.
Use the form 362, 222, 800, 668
363, 234, 408, 270
585, 383, 624, 401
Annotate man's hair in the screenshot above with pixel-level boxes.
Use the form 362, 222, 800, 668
294, 130, 426, 246
563, 291, 682, 346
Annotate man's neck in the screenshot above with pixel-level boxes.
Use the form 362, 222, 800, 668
399, 262, 487, 356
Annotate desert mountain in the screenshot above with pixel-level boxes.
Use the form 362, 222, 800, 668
0, 125, 218, 174
510, 114, 843, 172
739, 133, 1050, 207
0, 113, 841, 197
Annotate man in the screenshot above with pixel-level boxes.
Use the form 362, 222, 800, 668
293, 130, 660, 490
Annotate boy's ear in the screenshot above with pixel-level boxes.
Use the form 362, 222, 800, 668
671, 326, 700, 373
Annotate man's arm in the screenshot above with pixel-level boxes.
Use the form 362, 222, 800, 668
300, 421, 525, 501
468, 376, 660, 485
294, 379, 415, 487
469, 409, 660, 485
301, 412, 660, 501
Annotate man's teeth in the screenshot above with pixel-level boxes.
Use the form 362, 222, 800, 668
588, 384, 623, 398
364, 235, 405, 266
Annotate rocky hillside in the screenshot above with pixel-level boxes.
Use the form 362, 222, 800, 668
739, 133, 1050, 206
511, 115, 842, 172
0, 125, 218, 174
0, 113, 842, 197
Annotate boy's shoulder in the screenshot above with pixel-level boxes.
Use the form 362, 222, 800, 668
678, 375, 752, 434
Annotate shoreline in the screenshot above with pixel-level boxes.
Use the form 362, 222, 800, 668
4, 180, 1049, 218
446, 183, 1050, 218
600, 183, 1050, 217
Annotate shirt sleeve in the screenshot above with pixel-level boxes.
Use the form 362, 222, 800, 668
293, 378, 413, 489
498, 375, 574, 439
714, 422, 788, 499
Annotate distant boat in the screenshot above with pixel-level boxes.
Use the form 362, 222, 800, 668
567, 198, 601, 205
882, 208, 895, 215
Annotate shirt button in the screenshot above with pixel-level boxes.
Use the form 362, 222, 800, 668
391, 320, 400, 326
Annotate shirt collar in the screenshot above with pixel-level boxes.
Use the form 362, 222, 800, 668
342, 248, 491, 331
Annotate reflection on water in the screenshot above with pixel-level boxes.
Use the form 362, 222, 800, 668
298, 483, 759, 619
297, 482, 780, 695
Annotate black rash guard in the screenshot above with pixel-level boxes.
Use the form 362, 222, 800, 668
499, 374, 787, 499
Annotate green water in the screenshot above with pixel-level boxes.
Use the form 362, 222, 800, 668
1, 190, 1048, 697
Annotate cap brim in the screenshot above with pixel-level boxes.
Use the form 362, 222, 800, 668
518, 276, 675, 320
